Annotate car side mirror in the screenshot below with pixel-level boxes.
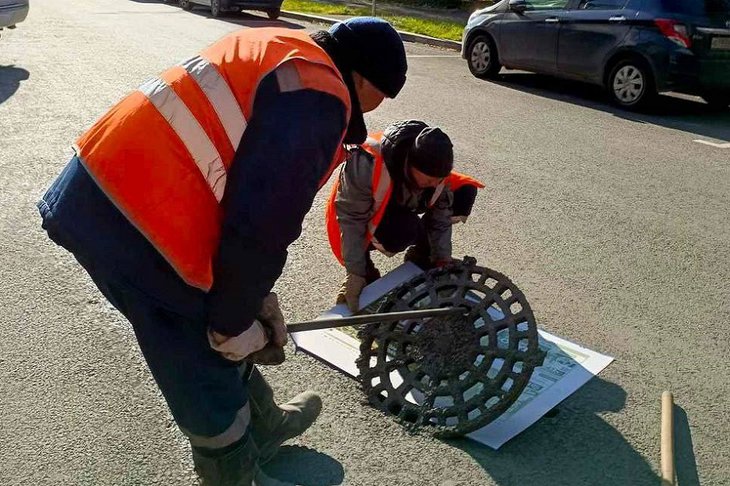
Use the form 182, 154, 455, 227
509, 0, 529, 13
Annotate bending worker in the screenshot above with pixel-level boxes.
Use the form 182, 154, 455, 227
326, 120, 485, 312
37, 19, 407, 485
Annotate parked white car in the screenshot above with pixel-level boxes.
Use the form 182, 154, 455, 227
0, 0, 29, 34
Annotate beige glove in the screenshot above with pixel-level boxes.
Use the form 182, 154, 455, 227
208, 293, 288, 364
336, 273, 367, 313
249, 292, 287, 365
208, 321, 267, 362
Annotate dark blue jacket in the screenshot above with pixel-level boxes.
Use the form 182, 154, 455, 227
38, 69, 348, 337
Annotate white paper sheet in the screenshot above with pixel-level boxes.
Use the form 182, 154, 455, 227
290, 263, 614, 449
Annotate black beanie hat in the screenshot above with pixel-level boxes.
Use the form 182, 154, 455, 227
407, 127, 453, 178
328, 17, 408, 98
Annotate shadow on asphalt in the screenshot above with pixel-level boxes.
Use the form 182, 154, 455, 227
447, 376, 663, 486
262, 445, 345, 486
674, 405, 701, 486
487, 72, 730, 143
0, 65, 30, 106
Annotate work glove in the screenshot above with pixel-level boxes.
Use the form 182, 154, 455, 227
247, 344, 286, 366
208, 293, 288, 365
336, 273, 367, 313
208, 321, 268, 362
248, 292, 287, 365
257, 292, 288, 348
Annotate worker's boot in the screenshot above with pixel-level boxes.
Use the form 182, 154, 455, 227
192, 434, 259, 486
254, 470, 297, 486
192, 434, 297, 486
247, 366, 322, 464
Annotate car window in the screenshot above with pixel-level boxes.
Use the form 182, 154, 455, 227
706, 0, 730, 16
659, 0, 730, 16
578, 0, 628, 9
660, 0, 704, 15
524, 0, 570, 11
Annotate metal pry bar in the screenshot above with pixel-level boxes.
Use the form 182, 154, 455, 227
286, 307, 466, 333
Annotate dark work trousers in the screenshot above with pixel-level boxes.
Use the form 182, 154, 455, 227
452, 185, 478, 219
372, 184, 477, 255
37, 157, 251, 453
372, 201, 427, 255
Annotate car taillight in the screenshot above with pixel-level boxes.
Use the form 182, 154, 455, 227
655, 19, 692, 48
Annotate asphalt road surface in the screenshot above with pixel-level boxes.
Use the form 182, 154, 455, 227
1, 1, 728, 485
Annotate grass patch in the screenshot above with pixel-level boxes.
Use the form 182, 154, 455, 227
282, 0, 464, 41
284, 0, 371, 16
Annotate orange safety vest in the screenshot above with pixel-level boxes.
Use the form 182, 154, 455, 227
325, 133, 484, 265
75, 28, 351, 291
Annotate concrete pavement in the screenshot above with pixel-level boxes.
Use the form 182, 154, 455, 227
1, 1, 728, 485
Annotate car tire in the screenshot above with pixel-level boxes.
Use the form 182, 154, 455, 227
179, 0, 193, 10
210, 0, 226, 17
702, 92, 730, 110
467, 34, 501, 79
266, 8, 281, 19
607, 58, 655, 110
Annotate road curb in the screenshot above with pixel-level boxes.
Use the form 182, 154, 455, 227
280, 10, 462, 51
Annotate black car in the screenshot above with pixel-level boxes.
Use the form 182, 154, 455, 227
0, 0, 29, 34
462, 0, 730, 109
178, 0, 282, 19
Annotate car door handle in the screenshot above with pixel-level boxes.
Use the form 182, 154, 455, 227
544, 17, 560, 23
608, 16, 626, 22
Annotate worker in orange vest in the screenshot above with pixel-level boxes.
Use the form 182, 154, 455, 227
37, 19, 407, 485
326, 120, 484, 312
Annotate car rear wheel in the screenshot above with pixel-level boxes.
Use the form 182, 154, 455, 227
467, 34, 501, 79
266, 8, 281, 19
179, 0, 193, 10
702, 92, 730, 110
210, 0, 228, 17
607, 59, 655, 110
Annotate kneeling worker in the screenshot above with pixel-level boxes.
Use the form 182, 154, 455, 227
326, 120, 485, 312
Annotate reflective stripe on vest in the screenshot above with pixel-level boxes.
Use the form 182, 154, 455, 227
427, 181, 445, 208
77, 29, 351, 291
366, 144, 392, 239
325, 136, 393, 265
139, 76, 228, 201
181, 55, 247, 152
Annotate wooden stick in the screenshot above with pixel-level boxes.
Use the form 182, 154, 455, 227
661, 391, 675, 486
